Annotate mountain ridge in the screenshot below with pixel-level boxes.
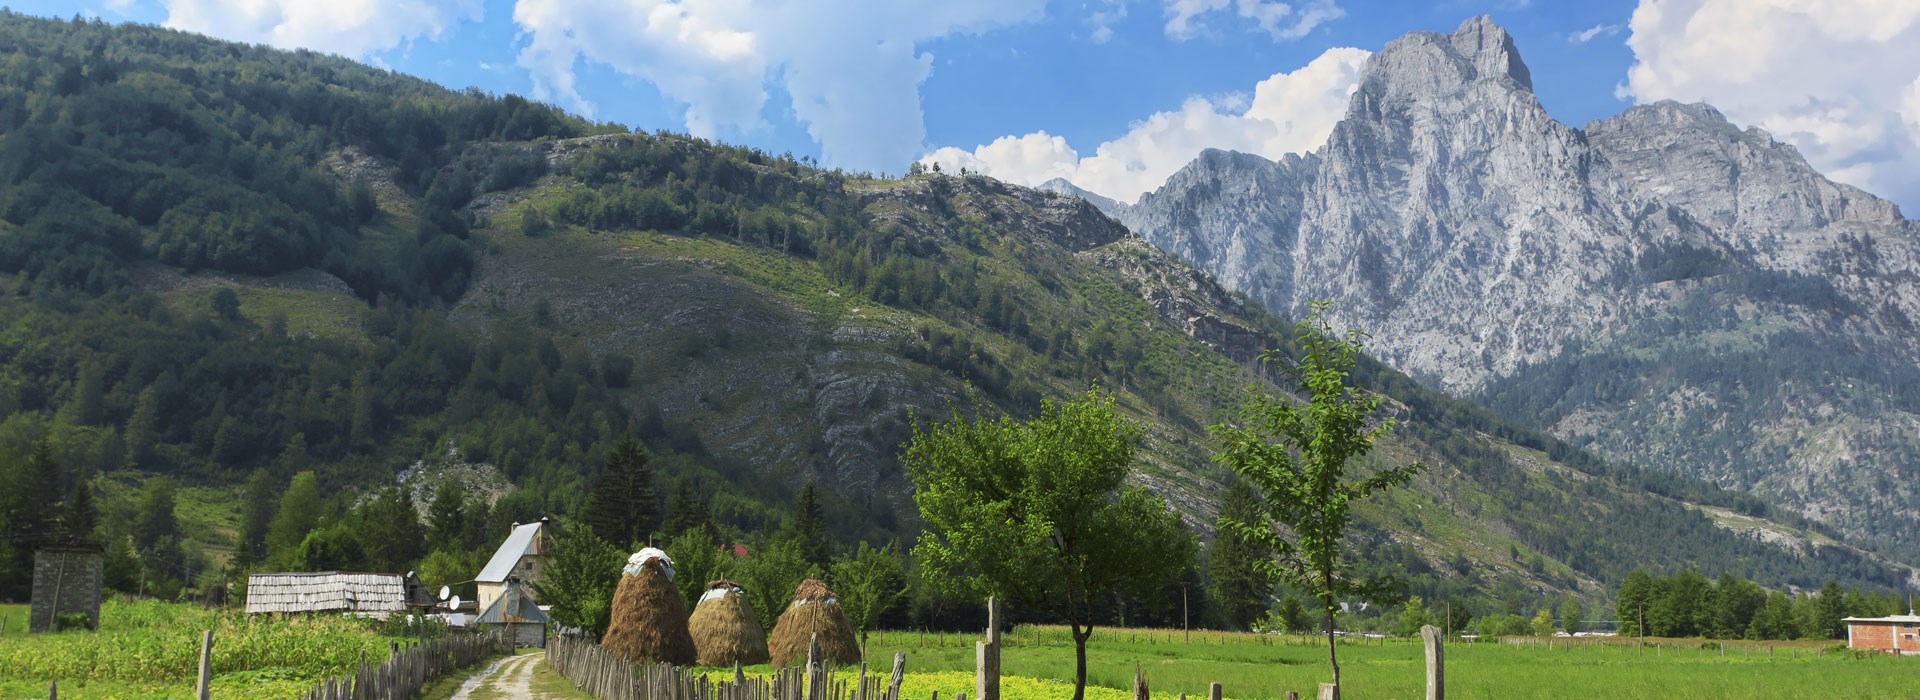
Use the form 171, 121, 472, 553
1096, 15, 1920, 555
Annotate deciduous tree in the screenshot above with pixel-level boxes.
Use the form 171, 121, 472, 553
1211, 303, 1425, 695
907, 390, 1194, 700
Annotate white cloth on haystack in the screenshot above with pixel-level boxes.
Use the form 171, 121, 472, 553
624, 547, 675, 580
698, 586, 739, 604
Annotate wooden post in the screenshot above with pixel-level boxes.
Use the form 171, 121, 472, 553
1208, 682, 1222, 700
1132, 664, 1148, 700
196, 629, 214, 700
1284, 692, 1297, 700
47, 680, 55, 700
977, 597, 1000, 700
1421, 624, 1443, 700
1183, 587, 1190, 643
1316, 683, 1338, 700
889, 652, 906, 700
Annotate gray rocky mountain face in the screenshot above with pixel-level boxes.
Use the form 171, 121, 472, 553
1090, 15, 1920, 554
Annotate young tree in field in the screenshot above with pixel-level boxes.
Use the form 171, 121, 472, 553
906, 390, 1195, 700
734, 537, 822, 632
239, 468, 277, 558
1616, 567, 1653, 637
1531, 608, 1556, 638
1558, 596, 1584, 636
583, 435, 656, 549
831, 540, 909, 653
1397, 596, 1433, 637
533, 519, 626, 636
1208, 478, 1275, 630
1211, 303, 1425, 695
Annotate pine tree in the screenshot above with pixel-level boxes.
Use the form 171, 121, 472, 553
1617, 567, 1654, 637
788, 481, 830, 570
239, 468, 277, 558
265, 471, 323, 566
427, 480, 469, 549
356, 487, 424, 573
63, 481, 98, 542
661, 476, 712, 541
582, 435, 655, 548
124, 385, 160, 466
132, 476, 179, 552
1208, 478, 1274, 630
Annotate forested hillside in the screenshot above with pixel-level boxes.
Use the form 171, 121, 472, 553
0, 12, 1910, 631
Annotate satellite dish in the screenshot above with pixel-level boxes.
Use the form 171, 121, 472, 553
438, 585, 452, 602
448, 595, 462, 611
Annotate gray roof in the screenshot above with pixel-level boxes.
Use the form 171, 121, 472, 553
478, 521, 547, 583
245, 572, 425, 617
475, 579, 549, 624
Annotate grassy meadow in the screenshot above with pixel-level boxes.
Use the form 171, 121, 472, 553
734, 626, 1920, 700
0, 598, 413, 700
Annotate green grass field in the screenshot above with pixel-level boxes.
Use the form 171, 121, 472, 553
0, 598, 402, 700
783, 627, 1920, 700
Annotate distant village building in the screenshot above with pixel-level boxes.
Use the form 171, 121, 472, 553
475, 577, 549, 647
244, 572, 433, 619
1845, 614, 1920, 654
30, 542, 103, 632
477, 519, 551, 613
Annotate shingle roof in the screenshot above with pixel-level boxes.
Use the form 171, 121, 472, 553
478, 521, 546, 583
245, 572, 419, 616
475, 579, 549, 624
1844, 615, 1920, 623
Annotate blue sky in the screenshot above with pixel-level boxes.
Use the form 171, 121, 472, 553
25, 0, 1920, 209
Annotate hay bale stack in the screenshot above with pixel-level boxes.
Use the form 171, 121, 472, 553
600, 559, 696, 665
689, 579, 771, 666
768, 578, 860, 668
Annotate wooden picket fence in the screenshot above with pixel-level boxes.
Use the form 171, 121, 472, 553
548, 635, 907, 700
297, 628, 513, 700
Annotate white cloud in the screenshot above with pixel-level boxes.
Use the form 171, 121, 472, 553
1568, 23, 1621, 44
156, 0, 481, 58
512, 0, 1044, 175
1089, 0, 1128, 43
1621, 0, 1920, 209
1164, 0, 1342, 41
922, 46, 1369, 204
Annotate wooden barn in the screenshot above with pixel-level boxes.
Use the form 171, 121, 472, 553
475, 577, 549, 647
477, 519, 551, 613
1845, 614, 1920, 654
245, 572, 434, 619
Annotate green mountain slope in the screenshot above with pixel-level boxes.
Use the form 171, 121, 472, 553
0, 13, 1910, 610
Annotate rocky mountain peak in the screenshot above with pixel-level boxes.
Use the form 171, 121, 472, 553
1356, 15, 1534, 105
1449, 15, 1533, 92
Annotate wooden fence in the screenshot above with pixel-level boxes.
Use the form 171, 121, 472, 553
548, 634, 907, 700
296, 628, 513, 700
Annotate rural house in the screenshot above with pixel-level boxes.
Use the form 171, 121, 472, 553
1845, 614, 1920, 654
244, 572, 434, 619
477, 519, 551, 613
475, 577, 549, 647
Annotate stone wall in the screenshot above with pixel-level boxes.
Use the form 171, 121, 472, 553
29, 545, 103, 633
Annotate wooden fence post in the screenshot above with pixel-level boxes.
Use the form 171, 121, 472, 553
1422, 624, 1443, 700
1132, 664, 1148, 700
1316, 682, 1338, 700
1208, 682, 1221, 700
196, 629, 214, 700
889, 652, 906, 700
46, 680, 55, 700
977, 598, 1000, 700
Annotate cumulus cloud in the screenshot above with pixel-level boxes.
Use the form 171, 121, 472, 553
1621, 0, 1920, 209
156, 0, 482, 58
1088, 0, 1128, 43
921, 46, 1369, 203
1568, 23, 1621, 44
1164, 0, 1343, 41
513, 0, 1043, 175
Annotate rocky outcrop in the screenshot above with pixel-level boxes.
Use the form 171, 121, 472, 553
1106, 15, 1920, 553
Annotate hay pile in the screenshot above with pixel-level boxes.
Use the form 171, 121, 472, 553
767, 578, 860, 668
689, 579, 771, 666
600, 558, 696, 665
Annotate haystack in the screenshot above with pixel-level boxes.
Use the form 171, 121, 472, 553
600, 551, 696, 665
767, 578, 860, 668
689, 579, 771, 666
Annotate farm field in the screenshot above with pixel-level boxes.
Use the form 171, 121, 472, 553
0, 598, 414, 700
702, 627, 1920, 700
